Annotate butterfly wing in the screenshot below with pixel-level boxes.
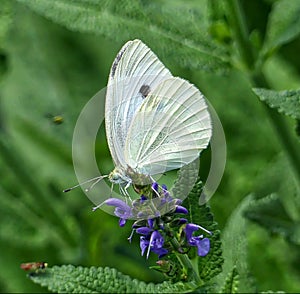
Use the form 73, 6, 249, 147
124, 77, 212, 176
105, 39, 172, 167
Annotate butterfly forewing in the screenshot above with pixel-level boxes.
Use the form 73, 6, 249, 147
105, 40, 172, 167
124, 77, 212, 176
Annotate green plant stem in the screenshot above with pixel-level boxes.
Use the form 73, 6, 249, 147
169, 236, 201, 285
226, 0, 300, 184
226, 0, 255, 69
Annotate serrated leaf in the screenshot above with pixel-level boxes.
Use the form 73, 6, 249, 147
244, 193, 300, 245
213, 195, 255, 293
219, 266, 239, 294
263, 0, 300, 57
181, 179, 223, 283
29, 265, 191, 293
253, 88, 300, 120
14, 0, 229, 73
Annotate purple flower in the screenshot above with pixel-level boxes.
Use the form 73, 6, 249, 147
175, 205, 188, 214
136, 218, 168, 259
103, 198, 132, 227
185, 223, 211, 257
140, 231, 168, 259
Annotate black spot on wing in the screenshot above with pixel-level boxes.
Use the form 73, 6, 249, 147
111, 44, 129, 78
139, 85, 151, 98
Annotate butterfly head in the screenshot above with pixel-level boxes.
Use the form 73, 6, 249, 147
108, 167, 132, 185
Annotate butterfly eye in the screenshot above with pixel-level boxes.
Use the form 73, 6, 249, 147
111, 173, 119, 181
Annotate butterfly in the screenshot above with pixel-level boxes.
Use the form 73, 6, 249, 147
65, 39, 212, 197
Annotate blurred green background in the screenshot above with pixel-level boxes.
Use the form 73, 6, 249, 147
0, 0, 300, 292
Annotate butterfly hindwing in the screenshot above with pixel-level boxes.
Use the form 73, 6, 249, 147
124, 77, 212, 176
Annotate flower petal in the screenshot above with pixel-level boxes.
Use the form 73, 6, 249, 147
196, 238, 210, 256
140, 236, 149, 256
119, 218, 127, 227
175, 205, 188, 214
185, 223, 200, 241
136, 227, 152, 235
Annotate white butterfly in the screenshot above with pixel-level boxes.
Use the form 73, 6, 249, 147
65, 39, 212, 197
105, 39, 212, 191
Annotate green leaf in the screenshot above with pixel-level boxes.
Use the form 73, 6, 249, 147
256, 154, 300, 222
29, 265, 191, 293
180, 178, 223, 283
253, 88, 300, 120
263, 0, 300, 58
14, 0, 229, 72
213, 195, 255, 293
244, 193, 300, 245
219, 266, 239, 294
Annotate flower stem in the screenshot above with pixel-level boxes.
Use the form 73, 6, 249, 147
226, 0, 300, 183
169, 236, 201, 285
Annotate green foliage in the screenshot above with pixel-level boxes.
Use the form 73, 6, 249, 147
1, 0, 300, 292
262, 0, 300, 58
0, 0, 12, 44
181, 179, 223, 283
244, 194, 300, 245
219, 266, 239, 294
29, 265, 190, 293
15, 0, 229, 73
244, 154, 300, 246
213, 195, 255, 293
253, 88, 300, 120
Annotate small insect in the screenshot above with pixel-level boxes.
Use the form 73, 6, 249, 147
45, 113, 64, 125
20, 262, 48, 272
65, 39, 212, 201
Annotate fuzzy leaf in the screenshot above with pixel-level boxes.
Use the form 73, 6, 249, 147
181, 178, 223, 283
253, 88, 300, 120
14, 0, 229, 72
29, 265, 191, 293
213, 195, 255, 293
244, 193, 300, 245
263, 0, 300, 57
219, 266, 239, 294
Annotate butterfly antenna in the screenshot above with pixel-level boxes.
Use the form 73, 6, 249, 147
63, 175, 108, 193
110, 183, 114, 196
85, 175, 108, 192
92, 201, 105, 211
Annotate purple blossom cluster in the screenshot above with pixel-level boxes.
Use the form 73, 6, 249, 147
101, 183, 211, 259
